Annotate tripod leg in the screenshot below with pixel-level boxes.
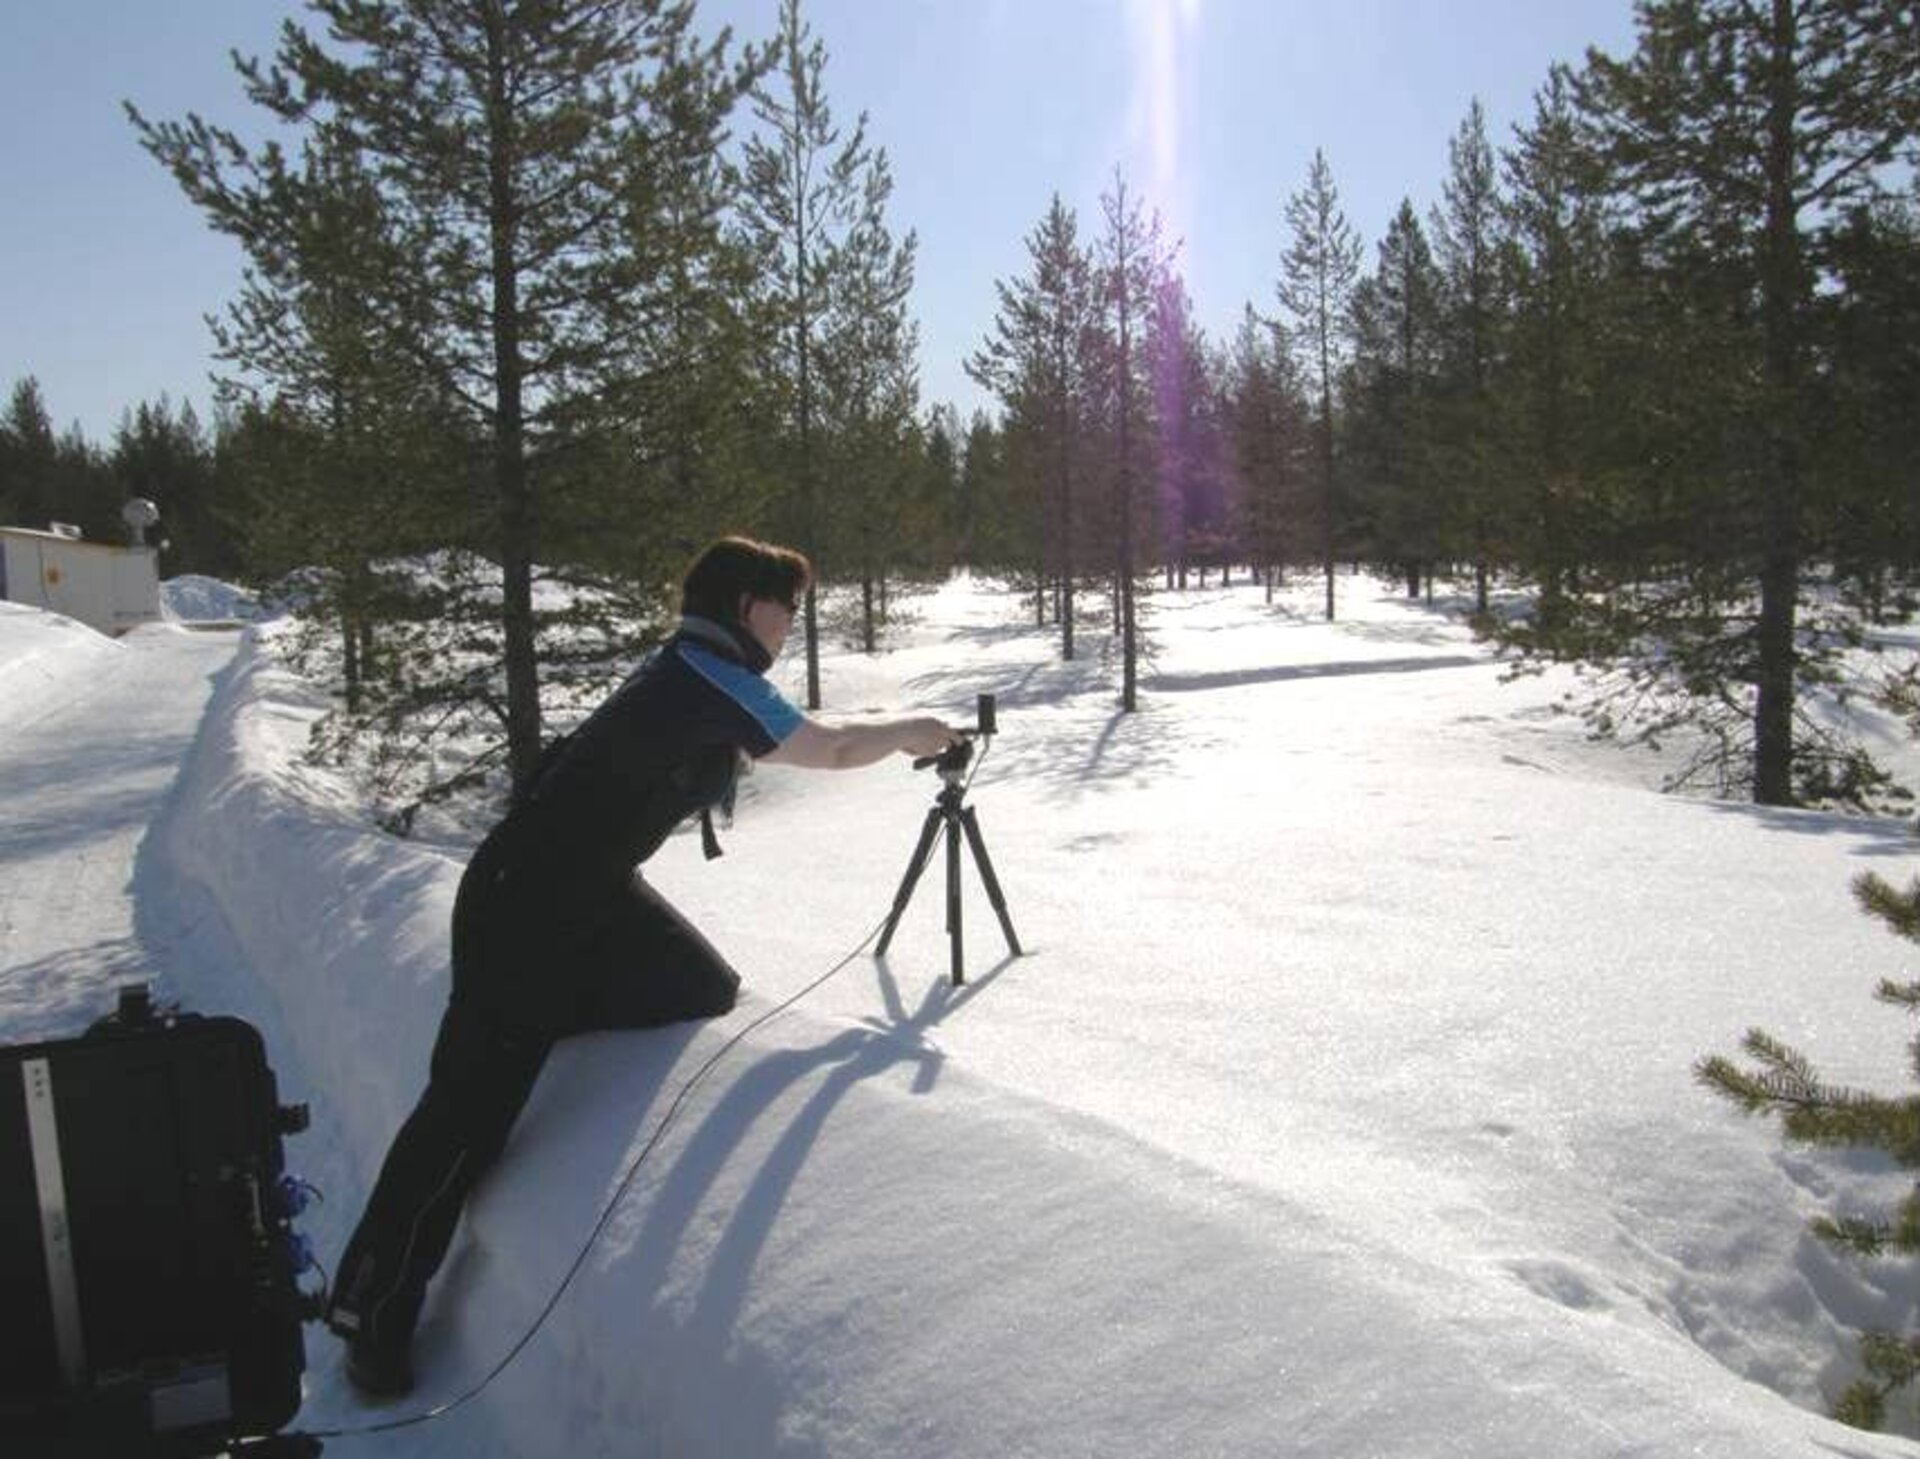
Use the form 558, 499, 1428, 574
961, 805, 1023, 957
876, 805, 946, 957
946, 807, 965, 985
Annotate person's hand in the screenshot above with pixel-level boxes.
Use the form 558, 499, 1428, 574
897, 717, 959, 759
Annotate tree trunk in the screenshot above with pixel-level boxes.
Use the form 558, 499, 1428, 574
1752, 0, 1804, 807
1119, 315, 1138, 713
341, 606, 362, 716
486, 12, 543, 793
1320, 397, 1336, 623
795, 162, 822, 710
1059, 397, 1076, 662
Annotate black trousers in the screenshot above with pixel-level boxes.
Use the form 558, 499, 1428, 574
328, 872, 739, 1351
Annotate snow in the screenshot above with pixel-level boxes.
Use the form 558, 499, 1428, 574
0, 599, 126, 736
4, 574, 1920, 1456
160, 573, 263, 623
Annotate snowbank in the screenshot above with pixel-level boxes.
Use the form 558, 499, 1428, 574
157, 626, 457, 1167
161, 573, 263, 624
0, 599, 125, 729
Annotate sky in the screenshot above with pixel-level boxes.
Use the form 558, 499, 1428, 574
0, 0, 1640, 447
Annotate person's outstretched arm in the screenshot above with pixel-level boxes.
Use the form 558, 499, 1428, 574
763, 715, 956, 770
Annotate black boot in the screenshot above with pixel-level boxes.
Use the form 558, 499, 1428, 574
342, 1327, 416, 1399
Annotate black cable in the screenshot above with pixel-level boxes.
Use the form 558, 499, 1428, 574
299, 738, 989, 1444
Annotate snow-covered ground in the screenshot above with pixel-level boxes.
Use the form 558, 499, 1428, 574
0, 601, 234, 1042
4, 572, 1920, 1457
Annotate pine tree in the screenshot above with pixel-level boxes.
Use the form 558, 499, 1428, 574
1430, 98, 1512, 618
177, 124, 462, 715
1698, 870, 1920, 1431
815, 145, 920, 654
968, 195, 1096, 659
1347, 199, 1443, 598
1500, 65, 1611, 628
0, 379, 60, 531
883, 415, 956, 582
571, 14, 772, 601
1223, 308, 1309, 603
1150, 274, 1227, 589
1093, 170, 1171, 713
1277, 148, 1361, 622
132, 0, 758, 793
740, 0, 882, 708
1823, 192, 1920, 619
919, 404, 964, 565
1580, 0, 1918, 806
111, 398, 231, 577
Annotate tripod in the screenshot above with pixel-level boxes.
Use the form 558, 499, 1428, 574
875, 741, 1022, 986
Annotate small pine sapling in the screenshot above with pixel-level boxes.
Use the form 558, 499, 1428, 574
1696, 871, 1920, 1431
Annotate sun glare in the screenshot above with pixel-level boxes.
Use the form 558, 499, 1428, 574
1128, 0, 1198, 211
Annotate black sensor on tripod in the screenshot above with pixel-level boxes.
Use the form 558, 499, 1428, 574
974, 692, 997, 738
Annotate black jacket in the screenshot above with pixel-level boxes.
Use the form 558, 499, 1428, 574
451, 616, 802, 1017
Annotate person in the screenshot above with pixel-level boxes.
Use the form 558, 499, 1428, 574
325, 536, 955, 1397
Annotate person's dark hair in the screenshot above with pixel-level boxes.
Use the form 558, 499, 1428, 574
680, 536, 812, 623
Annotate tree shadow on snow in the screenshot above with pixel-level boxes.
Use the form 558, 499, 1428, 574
627, 950, 1015, 1305
1146, 654, 1482, 695
898, 610, 1494, 801
1340, 615, 1482, 651
479, 947, 1018, 1436
0, 937, 152, 1043
1699, 798, 1919, 860
902, 649, 1211, 799
0, 732, 193, 862
903, 635, 1116, 718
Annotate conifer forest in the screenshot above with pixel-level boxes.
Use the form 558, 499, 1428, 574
4, 0, 1917, 817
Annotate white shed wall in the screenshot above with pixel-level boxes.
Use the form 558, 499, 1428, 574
0, 530, 162, 636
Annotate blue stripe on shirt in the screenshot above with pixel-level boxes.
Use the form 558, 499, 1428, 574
677, 643, 804, 748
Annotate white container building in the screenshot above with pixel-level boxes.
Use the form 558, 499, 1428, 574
0, 525, 162, 636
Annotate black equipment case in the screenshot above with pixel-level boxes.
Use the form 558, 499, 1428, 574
0, 989, 313, 1456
